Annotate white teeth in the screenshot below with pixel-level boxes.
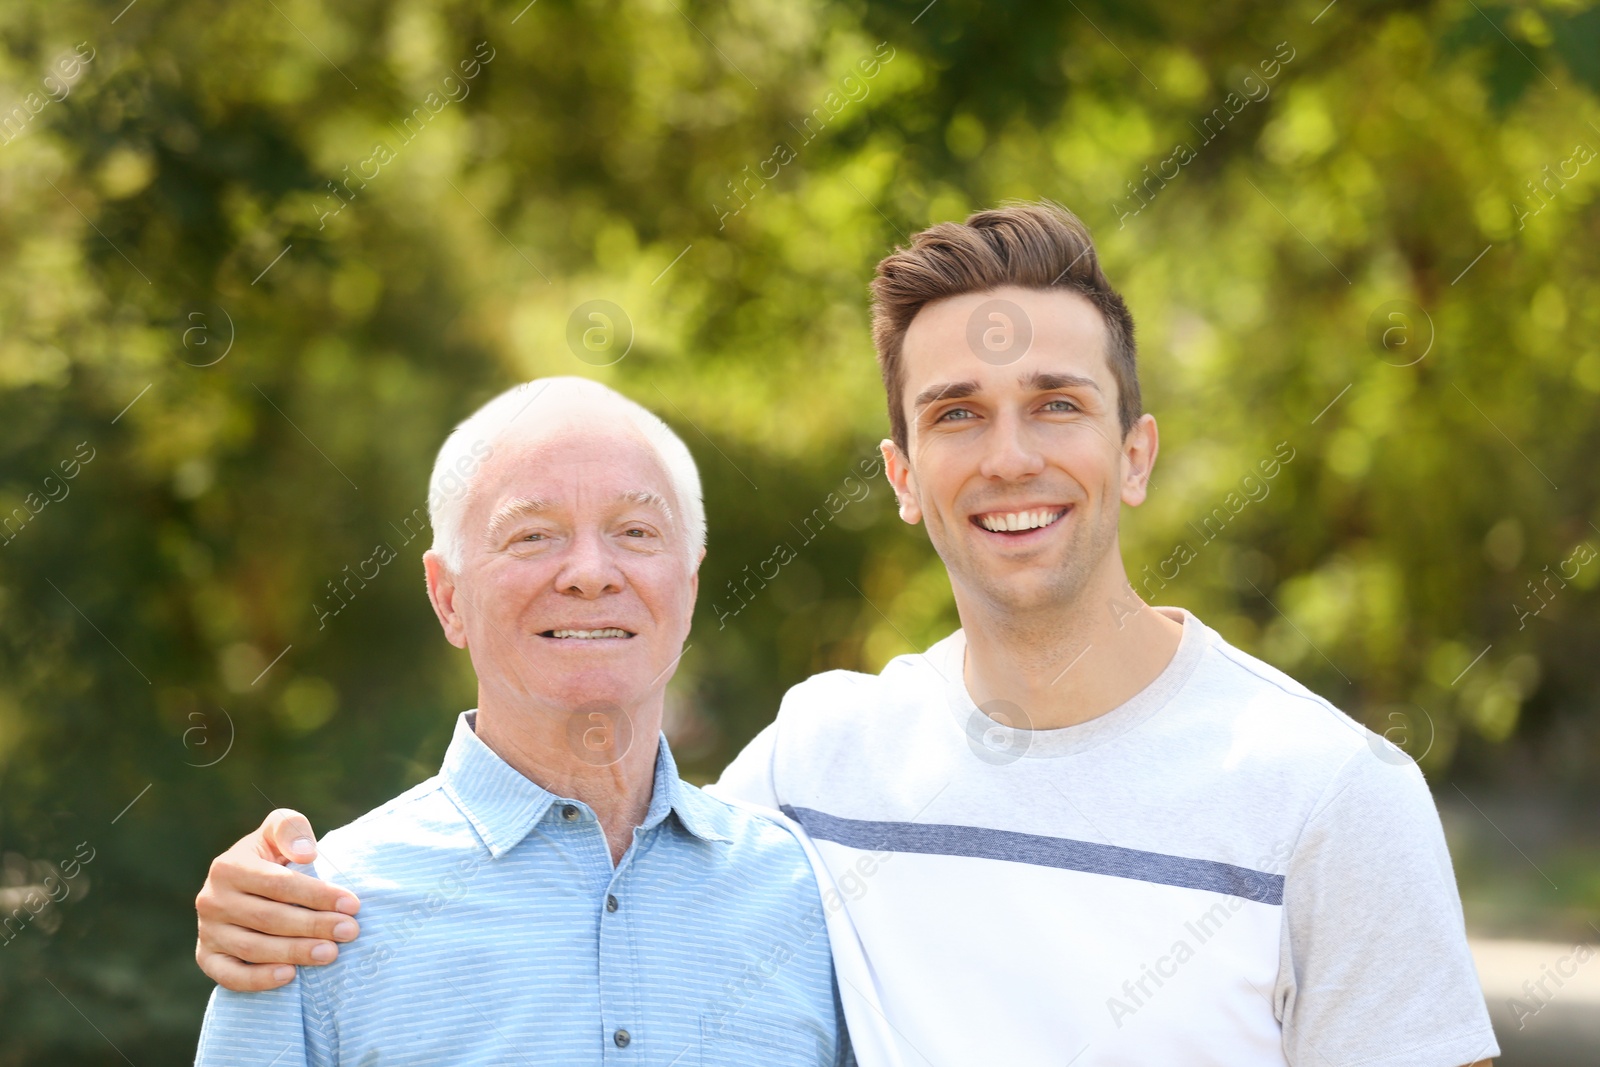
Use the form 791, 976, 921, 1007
977, 508, 1066, 533
550, 628, 629, 639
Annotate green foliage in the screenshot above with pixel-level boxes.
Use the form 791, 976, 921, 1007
0, 0, 1597, 1061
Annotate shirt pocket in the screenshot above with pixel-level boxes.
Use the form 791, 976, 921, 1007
699, 1011, 830, 1066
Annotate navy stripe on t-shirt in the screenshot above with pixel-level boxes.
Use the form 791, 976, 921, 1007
781, 804, 1285, 905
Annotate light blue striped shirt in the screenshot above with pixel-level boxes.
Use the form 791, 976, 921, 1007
195, 711, 850, 1066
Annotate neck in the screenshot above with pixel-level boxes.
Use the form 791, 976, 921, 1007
955, 557, 1184, 731
473, 693, 663, 865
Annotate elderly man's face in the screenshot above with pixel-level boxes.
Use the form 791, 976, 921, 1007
428, 422, 699, 725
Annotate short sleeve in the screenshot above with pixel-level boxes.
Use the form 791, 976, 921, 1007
707, 720, 782, 808
1276, 748, 1499, 1067
194, 974, 325, 1067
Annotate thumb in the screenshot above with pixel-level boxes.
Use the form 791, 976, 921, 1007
263, 808, 318, 864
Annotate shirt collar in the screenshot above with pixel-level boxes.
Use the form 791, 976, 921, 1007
645, 735, 735, 846
439, 710, 731, 859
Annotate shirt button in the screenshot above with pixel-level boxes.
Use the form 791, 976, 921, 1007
561, 804, 579, 821
613, 1028, 631, 1048
606, 894, 619, 913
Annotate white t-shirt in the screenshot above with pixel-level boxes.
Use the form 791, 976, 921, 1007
710, 607, 1499, 1067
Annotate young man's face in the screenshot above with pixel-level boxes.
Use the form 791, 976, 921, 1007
882, 285, 1158, 618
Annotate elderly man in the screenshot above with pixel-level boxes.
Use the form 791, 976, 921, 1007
193, 377, 852, 1066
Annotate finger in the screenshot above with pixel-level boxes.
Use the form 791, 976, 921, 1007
198, 948, 298, 992
201, 889, 359, 942
212, 854, 360, 915
260, 808, 319, 865
203, 923, 344, 967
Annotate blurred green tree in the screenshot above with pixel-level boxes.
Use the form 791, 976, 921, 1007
0, 0, 1597, 1061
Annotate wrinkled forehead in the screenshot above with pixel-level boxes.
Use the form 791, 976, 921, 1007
474, 418, 679, 521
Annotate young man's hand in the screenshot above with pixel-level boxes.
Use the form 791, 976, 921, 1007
194, 808, 361, 991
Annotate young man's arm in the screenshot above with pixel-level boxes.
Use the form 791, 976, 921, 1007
197, 721, 786, 993
1278, 746, 1500, 1067
195, 810, 361, 992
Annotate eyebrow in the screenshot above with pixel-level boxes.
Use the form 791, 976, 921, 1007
483, 497, 552, 545
912, 371, 1103, 412
616, 488, 675, 522
483, 490, 675, 544
1025, 371, 1103, 395
912, 380, 979, 411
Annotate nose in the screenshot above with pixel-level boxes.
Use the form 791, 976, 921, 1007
977, 408, 1045, 482
553, 529, 626, 598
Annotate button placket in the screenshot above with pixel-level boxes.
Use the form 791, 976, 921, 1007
599, 860, 639, 1061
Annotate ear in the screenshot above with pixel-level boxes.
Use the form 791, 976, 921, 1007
686, 546, 705, 617
1120, 413, 1160, 507
424, 551, 469, 648
879, 439, 923, 526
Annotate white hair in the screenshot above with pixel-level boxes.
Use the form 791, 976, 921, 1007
427, 377, 705, 571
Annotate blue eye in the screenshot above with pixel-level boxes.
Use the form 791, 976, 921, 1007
1043, 399, 1079, 413
937, 407, 975, 422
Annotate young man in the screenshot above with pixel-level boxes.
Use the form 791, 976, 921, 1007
195, 204, 1497, 1065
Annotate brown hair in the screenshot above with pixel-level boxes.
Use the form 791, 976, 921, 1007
869, 200, 1140, 454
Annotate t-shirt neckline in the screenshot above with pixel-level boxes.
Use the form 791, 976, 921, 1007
938, 606, 1209, 759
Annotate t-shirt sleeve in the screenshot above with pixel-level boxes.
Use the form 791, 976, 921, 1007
706, 719, 782, 808
193, 974, 329, 1067
1276, 747, 1499, 1067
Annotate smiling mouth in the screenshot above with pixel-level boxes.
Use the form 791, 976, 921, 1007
539, 628, 636, 639
971, 507, 1070, 534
